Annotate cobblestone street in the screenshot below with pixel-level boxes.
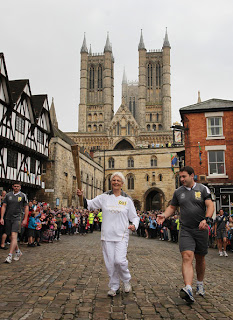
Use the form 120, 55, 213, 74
0, 232, 232, 320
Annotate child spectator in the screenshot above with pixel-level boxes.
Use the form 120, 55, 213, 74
28, 212, 37, 247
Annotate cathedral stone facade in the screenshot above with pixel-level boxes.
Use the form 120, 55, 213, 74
66, 30, 184, 210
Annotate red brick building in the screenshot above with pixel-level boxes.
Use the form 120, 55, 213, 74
180, 99, 233, 214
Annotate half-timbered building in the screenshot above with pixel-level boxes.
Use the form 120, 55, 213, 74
0, 53, 52, 198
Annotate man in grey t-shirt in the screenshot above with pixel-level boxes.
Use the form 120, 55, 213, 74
214, 209, 228, 257
0, 182, 29, 263
157, 166, 214, 303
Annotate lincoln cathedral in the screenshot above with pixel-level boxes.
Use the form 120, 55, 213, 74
66, 30, 184, 210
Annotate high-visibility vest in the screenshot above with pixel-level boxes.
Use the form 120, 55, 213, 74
97, 211, 103, 222
88, 213, 94, 224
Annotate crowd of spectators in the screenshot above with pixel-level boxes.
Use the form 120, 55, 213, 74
0, 190, 232, 253
0, 194, 103, 249
135, 209, 233, 253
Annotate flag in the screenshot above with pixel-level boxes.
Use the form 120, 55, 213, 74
198, 142, 202, 164
171, 154, 177, 174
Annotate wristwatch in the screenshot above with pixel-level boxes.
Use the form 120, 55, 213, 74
204, 217, 211, 224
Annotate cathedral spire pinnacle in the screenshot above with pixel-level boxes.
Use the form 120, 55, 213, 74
198, 91, 201, 103
104, 32, 112, 52
80, 33, 88, 53
163, 27, 170, 48
89, 44, 92, 55
138, 29, 146, 50
122, 67, 127, 84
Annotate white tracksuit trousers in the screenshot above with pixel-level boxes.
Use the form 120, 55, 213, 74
101, 238, 131, 291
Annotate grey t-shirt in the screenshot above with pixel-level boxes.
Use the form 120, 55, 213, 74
170, 183, 212, 229
3, 191, 28, 221
215, 215, 228, 230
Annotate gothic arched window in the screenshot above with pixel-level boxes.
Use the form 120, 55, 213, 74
89, 66, 94, 89
146, 174, 149, 182
150, 113, 152, 122
93, 124, 97, 131
159, 124, 163, 130
98, 65, 102, 90
108, 158, 114, 169
127, 174, 134, 190
127, 122, 131, 135
133, 98, 136, 117
157, 113, 159, 121
159, 174, 163, 181
156, 63, 162, 88
99, 124, 103, 132
147, 124, 150, 131
151, 156, 157, 167
128, 157, 134, 168
117, 122, 120, 135
129, 98, 132, 112
152, 124, 156, 131
147, 63, 153, 88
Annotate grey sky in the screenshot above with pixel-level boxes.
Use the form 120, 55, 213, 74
1, 0, 233, 132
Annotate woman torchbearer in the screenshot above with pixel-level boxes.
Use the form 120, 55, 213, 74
77, 172, 139, 296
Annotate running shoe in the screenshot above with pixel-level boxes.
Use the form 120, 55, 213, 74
107, 289, 120, 297
219, 251, 223, 257
13, 251, 22, 261
180, 287, 195, 303
5, 255, 12, 264
123, 282, 132, 293
223, 251, 228, 257
196, 284, 205, 296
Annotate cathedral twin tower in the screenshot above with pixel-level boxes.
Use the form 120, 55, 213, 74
78, 30, 171, 135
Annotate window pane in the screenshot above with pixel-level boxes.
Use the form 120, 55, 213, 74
209, 163, 217, 174
221, 194, 229, 206
217, 163, 224, 174
210, 118, 215, 126
216, 151, 223, 162
215, 118, 220, 125
209, 151, 216, 163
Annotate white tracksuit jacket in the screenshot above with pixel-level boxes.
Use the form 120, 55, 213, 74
86, 191, 139, 241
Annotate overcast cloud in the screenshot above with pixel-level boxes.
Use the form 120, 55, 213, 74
1, 0, 233, 132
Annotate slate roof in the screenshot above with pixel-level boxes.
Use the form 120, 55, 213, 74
180, 98, 233, 114
52, 125, 75, 145
9, 80, 29, 103
31, 95, 47, 118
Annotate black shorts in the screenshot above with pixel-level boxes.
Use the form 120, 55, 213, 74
28, 228, 35, 238
179, 227, 209, 256
5, 219, 21, 235
35, 230, 41, 239
216, 229, 227, 239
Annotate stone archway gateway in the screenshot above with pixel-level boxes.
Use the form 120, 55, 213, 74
144, 187, 165, 211
133, 199, 141, 210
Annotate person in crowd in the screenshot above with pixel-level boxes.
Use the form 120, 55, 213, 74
0, 190, 7, 250
157, 166, 214, 303
55, 212, 62, 240
0, 182, 29, 263
35, 210, 42, 246
227, 215, 233, 252
77, 171, 139, 297
97, 210, 102, 231
28, 211, 37, 247
88, 211, 94, 233
214, 209, 229, 257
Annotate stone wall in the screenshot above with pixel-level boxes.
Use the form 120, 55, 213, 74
36, 137, 103, 208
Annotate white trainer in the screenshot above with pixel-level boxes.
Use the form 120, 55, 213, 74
196, 284, 205, 296
107, 289, 120, 297
5, 255, 12, 264
124, 282, 132, 293
13, 251, 22, 261
219, 251, 223, 256
223, 251, 228, 257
